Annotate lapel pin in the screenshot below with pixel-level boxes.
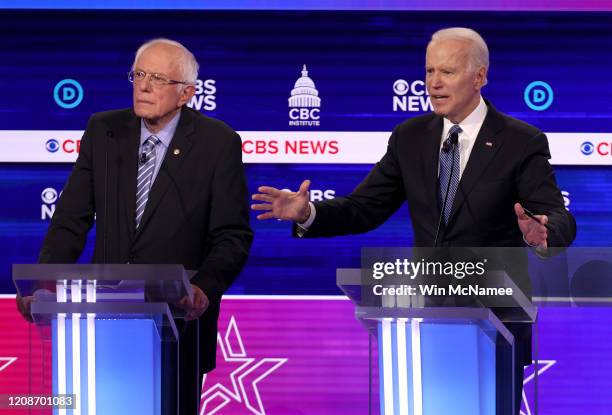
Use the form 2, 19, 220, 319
173, 148, 180, 156
485, 141, 493, 147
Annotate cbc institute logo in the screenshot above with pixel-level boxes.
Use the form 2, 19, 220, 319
289, 65, 320, 127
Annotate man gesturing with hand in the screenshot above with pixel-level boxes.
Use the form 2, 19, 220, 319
252, 27, 575, 415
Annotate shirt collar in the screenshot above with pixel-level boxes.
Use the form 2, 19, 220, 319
442, 96, 488, 141
140, 111, 181, 149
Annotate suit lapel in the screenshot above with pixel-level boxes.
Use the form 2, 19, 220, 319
134, 107, 195, 238
422, 115, 444, 220
118, 110, 141, 242
447, 102, 506, 225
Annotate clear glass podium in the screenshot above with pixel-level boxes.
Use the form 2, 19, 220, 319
337, 247, 538, 415
13, 264, 193, 415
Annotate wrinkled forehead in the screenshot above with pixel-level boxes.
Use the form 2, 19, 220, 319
425, 39, 472, 66
134, 43, 182, 76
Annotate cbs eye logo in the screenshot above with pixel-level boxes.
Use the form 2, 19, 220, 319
46, 139, 60, 153
393, 79, 409, 95
41, 188, 58, 204
580, 141, 594, 156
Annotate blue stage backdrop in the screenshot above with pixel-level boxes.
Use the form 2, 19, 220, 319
0, 10, 611, 295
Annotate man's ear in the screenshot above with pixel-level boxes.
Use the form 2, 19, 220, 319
475, 66, 487, 89
178, 85, 196, 107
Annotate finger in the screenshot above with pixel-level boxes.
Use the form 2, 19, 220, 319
533, 229, 547, 243
194, 294, 205, 308
252, 194, 275, 202
257, 212, 278, 220
297, 180, 311, 196
251, 203, 273, 211
514, 203, 528, 220
186, 308, 203, 321
535, 215, 549, 225
258, 186, 282, 196
529, 226, 547, 238
178, 296, 192, 309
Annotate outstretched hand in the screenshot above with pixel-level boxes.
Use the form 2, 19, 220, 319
251, 180, 311, 222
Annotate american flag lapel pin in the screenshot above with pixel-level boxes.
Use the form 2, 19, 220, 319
485, 141, 493, 147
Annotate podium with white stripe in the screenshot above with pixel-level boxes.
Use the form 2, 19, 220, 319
13, 264, 193, 415
338, 267, 536, 415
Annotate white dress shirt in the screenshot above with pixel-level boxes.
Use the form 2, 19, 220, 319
298, 96, 488, 231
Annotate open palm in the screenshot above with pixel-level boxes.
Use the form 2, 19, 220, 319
252, 180, 311, 222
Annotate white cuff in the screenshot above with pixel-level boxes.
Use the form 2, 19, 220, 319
297, 202, 316, 230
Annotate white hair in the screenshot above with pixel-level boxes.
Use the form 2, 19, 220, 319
133, 38, 199, 84
430, 27, 489, 84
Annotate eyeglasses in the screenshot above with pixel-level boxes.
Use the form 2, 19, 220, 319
128, 70, 192, 87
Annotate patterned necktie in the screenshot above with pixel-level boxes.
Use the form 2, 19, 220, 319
438, 125, 462, 224
135, 135, 161, 228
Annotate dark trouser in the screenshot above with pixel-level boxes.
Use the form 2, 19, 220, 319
497, 322, 532, 415
163, 319, 201, 415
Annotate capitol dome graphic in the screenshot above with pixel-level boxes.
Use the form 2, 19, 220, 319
288, 65, 321, 108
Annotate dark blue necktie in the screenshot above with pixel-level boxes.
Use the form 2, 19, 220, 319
438, 125, 462, 224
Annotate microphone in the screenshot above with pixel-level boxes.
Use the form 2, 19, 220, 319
139, 151, 148, 165
441, 130, 459, 153
434, 129, 460, 247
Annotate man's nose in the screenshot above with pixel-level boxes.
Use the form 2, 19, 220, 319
138, 76, 153, 92
428, 73, 442, 88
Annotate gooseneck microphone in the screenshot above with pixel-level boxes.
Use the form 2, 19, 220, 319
139, 150, 149, 165
433, 129, 460, 247
441, 132, 457, 153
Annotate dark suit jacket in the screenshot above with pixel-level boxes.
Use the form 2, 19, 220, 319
39, 106, 253, 373
303, 100, 575, 250
300, 100, 576, 363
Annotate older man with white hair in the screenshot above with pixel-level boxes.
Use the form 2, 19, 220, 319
252, 27, 575, 414
24, 38, 253, 414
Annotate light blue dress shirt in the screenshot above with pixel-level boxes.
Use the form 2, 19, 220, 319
139, 111, 181, 184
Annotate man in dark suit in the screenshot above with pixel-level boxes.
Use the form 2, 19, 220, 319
252, 27, 575, 413
18, 39, 253, 414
